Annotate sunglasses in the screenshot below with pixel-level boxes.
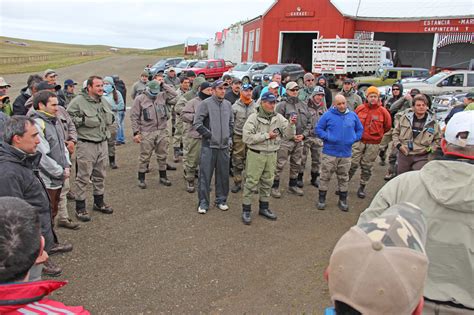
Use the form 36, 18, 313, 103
392, 88, 400, 91
306, 79, 315, 82
288, 88, 299, 92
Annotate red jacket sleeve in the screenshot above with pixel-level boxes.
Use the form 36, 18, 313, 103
382, 107, 392, 133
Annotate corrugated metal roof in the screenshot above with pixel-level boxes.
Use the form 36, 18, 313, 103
330, 0, 474, 20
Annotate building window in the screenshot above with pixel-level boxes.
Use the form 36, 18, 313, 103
255, 28, 260, 52
244, 32, 248, 53
249, 31, 255, 53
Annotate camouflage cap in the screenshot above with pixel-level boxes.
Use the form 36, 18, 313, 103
328, 203, 428, 315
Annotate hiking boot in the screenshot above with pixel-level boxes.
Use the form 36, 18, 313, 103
357, 185, 366, 199
138, 172, 147, 189
57, 218, 80, 230
296, 173, 304, 188
288, 178, 304, 196
310, 172, 319, 187
258, 201, 277, 220
93, 195, 113, 214
231, 182, 242, 193
317, 190, 327, 210
109, 156, 118, 169
242, 204, 252, 225
42, 260, 62, 277
271, 188, 281, 198
338, 191, 349, 212
48, 242, 73, 256
75, 200, 91, 222
186, 180, 195, 193
159, 170, 172, 186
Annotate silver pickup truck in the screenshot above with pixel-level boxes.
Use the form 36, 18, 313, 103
402, 70, 474, 96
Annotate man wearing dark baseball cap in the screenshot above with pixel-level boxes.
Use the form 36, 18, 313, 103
60, 79, 78, 107
193, 79, 233, 214
224, 78, 242, 105
338, 78, 362, 111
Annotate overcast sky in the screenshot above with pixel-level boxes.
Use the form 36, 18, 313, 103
0, 0, 274, 49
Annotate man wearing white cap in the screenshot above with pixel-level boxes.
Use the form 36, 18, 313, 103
359, 110, 474, 314
326, 203, 428, 314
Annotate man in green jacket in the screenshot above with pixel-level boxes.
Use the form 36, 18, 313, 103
358, 110, 474, 314
67, 76, 115, 221
241, 92, 296, 225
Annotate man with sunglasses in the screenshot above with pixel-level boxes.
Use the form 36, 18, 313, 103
231, 83, 257, 193
193, 80, 234, 214
298, 72, 316, 102
271, 81, 312, 198
338, 78, 362, 111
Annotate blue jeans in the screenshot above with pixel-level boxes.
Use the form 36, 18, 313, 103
116, 111, 125, 143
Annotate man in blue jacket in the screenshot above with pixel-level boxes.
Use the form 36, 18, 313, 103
316, 94, 363, 212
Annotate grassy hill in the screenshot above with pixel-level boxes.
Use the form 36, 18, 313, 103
0, 37, 192, 74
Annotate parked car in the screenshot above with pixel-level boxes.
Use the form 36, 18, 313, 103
186, 59, 234, 80
251, 64, 305, 85
223, 62, 268, 84
355, 67, 430, 92
164, 59, 199, 77
146, 57, 184, 78
402, 70, 474, 96
430, 93, 466, 130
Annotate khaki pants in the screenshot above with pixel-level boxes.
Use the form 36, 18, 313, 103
423, 300, 474, 315
379, 128, 393, 150
232, 134, 247, 184
57, 177, 71, 221
173, 117, 184, 148
183, 136, 201, 181
139, 129, 168, 172
349, 142, 380, 185
75, 140, 107, 201
319, 153, 351, 192
300, 137, 323, 173
243, 150, 277, 205
275, 140, 304, 181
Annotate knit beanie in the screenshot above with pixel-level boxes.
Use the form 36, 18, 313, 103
366, 86, 380, 97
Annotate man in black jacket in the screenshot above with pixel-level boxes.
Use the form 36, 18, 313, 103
13, 74, 42, 115
0, 116, 72, 277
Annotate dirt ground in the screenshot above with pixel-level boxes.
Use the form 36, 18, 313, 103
4, 57, 390, 314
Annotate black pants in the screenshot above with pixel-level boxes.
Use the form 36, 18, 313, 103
198, 146, 230, 209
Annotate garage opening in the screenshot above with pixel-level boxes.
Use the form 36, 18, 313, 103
279, 32, 318, 72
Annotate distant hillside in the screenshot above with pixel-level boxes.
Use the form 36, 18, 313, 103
141, 44, 185, 57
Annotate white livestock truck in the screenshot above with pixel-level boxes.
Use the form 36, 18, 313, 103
312, 38, 393, 88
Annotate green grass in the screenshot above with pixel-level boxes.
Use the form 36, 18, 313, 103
139, 44, 185, 57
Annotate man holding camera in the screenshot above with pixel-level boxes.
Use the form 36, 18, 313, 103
241, 92, 296, 225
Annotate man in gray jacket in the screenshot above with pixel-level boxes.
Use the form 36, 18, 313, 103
193, 80, 234, 214
337, 78, 362, 111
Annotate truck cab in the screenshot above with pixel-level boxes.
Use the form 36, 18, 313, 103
355, 67, 430, 92
187, 59, 233, 80
402, 70, 474, 96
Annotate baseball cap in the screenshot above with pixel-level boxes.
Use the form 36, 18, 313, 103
37, 81, 61, 91
304, 72, 315, 81
444, 110, 474, 147
232, 78, 242, 84
43, 69, 57, 77
343, 78, 353, 84
262, 75, 270, 81
186, 70, 196, 78
168, 67, 176, 72
312, 86, 325, 96
141, 71, 149, 77
261, 92, 277, 103
212, 79, 228, 88
464, 91, 474, 99
200, 81, 212, 90
328, 203, 428, 315
268, 82, 279, 89
0, 77, 11, 88
147, 80, 161, 94
286, 82, 299, 90
64, 79, 77, 87
241, 83, 253, 91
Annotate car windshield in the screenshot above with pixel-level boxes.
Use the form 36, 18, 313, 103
425, 72, 449, 84
262, 65, 285, 74
152, 60, 167, 68
234, 64, 252, 71
193, 61, 207, 68
176, 60, 189, 68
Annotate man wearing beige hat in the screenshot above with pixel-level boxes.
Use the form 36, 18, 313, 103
164, 67, 180, 88
359, 110, 474, 314
326, 203, 428, 314
0, 77, 12, 116
298, 72, 316, 102
131, 72, 149, 100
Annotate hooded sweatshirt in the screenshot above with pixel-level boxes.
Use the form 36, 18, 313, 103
358, 159, 474, 309
316, 75, 332, 108
338, 88, 362, 111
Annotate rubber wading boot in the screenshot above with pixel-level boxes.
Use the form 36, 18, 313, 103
357, 184, 366, 199
109, 156, 118, 169
310, 172, 319, 187
159, 170, 172, 186
296, 172, 304, 188
258, 201, 277, 220
242, 204, 252, 225
338, 191, 349, 212
317, 190, 327, 210
92, 195, 113, 214
138, 172, 147, 189
271, 179, 281, 198
288, 178, 304, 196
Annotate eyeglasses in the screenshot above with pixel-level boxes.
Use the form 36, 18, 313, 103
306, 79, 315, 82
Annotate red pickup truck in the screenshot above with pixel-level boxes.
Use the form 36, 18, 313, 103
187, 59, 234, 80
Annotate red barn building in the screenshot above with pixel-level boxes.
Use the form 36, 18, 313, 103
242, 0, 474, 72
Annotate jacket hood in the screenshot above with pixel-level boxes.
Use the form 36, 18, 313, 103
191, 77, 206, 93
0, 280, 66, 312
316, 75, 327, 86
392, 83, 403, 95
103, 76, 115, 87
420, 160, 474, 213
0, 143, 41, 166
